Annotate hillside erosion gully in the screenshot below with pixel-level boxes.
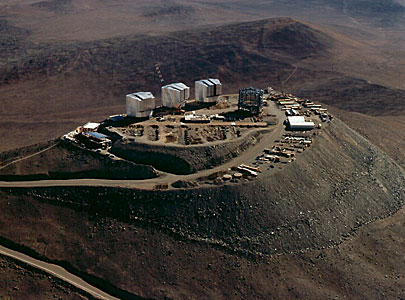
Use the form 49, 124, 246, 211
1, 119, 404, 256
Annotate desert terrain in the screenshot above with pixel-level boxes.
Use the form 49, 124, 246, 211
0, 254, 98, 300
1, 0, 405, 299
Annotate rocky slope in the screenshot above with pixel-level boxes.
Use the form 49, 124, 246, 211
0, 255, 96, 300
0, 116, 404, 299
2, 118, 404, 256
0, 140, 158, 180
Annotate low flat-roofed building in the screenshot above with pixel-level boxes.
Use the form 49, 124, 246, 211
162, 83, 190, 108
84, 131, 110, 141
195, 79, 222, 103
82, 122, 100, 132
184, 114, 210, 123
79, 131, 112, 149
287, 116, 315, 130
126, 92, 156, 118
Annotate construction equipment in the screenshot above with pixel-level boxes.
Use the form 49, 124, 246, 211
237, 166, 259, 177
240, 164, 261, 173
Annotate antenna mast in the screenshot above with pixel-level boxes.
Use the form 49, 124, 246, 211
154, 62, 165, 83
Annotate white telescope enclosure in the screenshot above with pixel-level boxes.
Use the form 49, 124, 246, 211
195, 78, 222, 103
161, 83, 190, 108
126, 92, 156, 118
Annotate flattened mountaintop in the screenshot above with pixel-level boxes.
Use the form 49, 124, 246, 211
2, 116, 404, 256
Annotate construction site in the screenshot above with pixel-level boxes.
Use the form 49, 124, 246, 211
54, 76, 334, 186
1, 85, 402, 259
1, 76, 404, 300
1, 6, 405, 299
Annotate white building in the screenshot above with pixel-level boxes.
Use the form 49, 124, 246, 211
161, 83, 190, 108
126, 92, 156, 118
287, 116, 315, 130
82, 122, 100, 132
195, 79, 222, 103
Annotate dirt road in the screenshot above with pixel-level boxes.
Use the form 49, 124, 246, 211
0, 102, 286, 189
0, 142, 60, 170
0, 245, 120, 300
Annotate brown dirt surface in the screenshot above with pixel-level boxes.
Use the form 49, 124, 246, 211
2, 0, 404, 43
111, 129, 263, 174
0, 254, 96, 300
328, 108, 405, 167
0, 140, 158, 180
0, 188, 404, 300
0, 117, 404, 299
293, 77, 405, 116
3, 119, 403, 255
1, 2, 405, 298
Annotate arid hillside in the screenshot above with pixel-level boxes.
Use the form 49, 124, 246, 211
1, 1, 405, 298
0, 254, 96, 300
1, 16, 404, 152
2, 0, 404, 43
0, 114, 404, 299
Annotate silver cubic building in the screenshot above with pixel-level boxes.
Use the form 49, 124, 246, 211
195, 79, 222, 103
238, 87, 264, 115
162, 83, 190, 108
126, 92, 156, 118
